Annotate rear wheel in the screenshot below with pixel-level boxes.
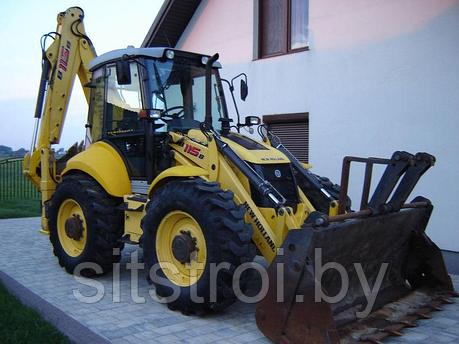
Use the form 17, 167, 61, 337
48, 174, 124, 276
142, 179, 256, 314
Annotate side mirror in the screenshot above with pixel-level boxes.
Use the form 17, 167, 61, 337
116, 60, 131, 85
245, 116, 260, 126
240, 79, 248, 101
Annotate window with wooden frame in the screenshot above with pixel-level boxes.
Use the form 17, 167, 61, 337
256, 0, 309, 59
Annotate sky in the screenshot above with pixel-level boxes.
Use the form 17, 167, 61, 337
0, 0, 164, 150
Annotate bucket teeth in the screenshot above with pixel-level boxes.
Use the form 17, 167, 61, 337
439, 297, 454, 304
429, 304, 443, 311
415, 311, 431, 319
359, 337, 384, 344
383, 329, 403, 336
400, 320, 417, 328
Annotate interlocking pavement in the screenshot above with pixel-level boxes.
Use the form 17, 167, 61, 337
0, 217, 458, 343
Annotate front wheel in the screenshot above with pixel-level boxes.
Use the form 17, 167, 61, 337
141, 179, 256, 314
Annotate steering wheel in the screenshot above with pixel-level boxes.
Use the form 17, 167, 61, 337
161, 106, 185, 120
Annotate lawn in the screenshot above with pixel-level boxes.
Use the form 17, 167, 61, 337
0, 158, 41, 219
0, 283, 69, 344
0, 198, 41, 219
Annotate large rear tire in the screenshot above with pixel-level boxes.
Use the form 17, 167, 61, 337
141, 179, 256, 314
48, 174, 124, 276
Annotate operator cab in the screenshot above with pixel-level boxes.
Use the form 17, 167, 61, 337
86, 47, 227, 184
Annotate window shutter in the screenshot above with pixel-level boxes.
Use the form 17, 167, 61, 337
263, 113, 309, 163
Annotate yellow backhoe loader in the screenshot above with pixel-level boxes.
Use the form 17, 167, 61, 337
24, 7, 456, 343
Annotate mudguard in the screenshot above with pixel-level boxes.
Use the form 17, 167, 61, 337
148, 165, 209, 197
62, 141, 130, 197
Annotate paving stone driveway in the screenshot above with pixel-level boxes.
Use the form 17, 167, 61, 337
0, 217, 458, 344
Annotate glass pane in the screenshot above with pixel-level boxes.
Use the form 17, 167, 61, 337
147, 59, 223, 132
290, 0, 309, 50
105, 63, 143, 135
189, 74, 222, 130
260, 0, 287, 56
87, 68, 104, 142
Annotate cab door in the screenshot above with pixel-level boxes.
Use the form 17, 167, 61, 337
102, 62, 147, 179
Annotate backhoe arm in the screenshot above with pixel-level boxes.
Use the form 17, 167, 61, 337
23, 7, 96, 231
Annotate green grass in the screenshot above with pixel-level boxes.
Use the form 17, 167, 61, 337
0, 283, 70, 344
0, 199, 41, 219
0, 159, 41, 219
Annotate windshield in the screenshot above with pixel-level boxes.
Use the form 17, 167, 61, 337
145, 57, 226, 132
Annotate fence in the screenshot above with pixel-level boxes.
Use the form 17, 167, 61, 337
0, 158, 40, 200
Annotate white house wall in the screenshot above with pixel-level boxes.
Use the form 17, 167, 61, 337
177, 0, 459, 252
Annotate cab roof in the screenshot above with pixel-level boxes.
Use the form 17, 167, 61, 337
89, 47, 222, 71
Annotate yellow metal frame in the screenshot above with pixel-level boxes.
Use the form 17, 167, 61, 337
124, 195, 145, 243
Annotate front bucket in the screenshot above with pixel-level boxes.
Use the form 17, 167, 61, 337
255, 205, 455, 343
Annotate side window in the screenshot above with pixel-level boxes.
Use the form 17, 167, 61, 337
104, 62, 143, 136
257, 0, 309, 59
87, 68, 104, 142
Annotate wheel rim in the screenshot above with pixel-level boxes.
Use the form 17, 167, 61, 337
156, 210, 207, 287
57, 199, 87, 257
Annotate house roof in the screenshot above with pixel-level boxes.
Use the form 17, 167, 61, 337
142, 0, 202, 48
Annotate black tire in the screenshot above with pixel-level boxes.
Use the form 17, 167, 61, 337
48, 174, 124, 276
141, 178, 256, 314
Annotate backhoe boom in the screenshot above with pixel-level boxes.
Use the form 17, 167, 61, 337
24, 7, 96, 232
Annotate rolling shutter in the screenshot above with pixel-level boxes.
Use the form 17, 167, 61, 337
263, 113, 309, 163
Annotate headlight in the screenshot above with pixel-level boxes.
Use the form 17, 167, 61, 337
201, 56, 209, 65
165, 50, 175, 59
245, 116, 261, 126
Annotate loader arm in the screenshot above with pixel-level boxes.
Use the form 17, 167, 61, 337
23, 7, 96, 231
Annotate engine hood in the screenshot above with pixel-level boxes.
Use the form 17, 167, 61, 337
221, 133, 289, 165
184, 130, 290, 165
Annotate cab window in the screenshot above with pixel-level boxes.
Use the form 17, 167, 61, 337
87, 67, 104, 142
104, 62, 143, 136
147, 59, 224, 132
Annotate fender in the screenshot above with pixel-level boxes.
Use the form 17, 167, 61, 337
148, 165, 209, 197
62, 141, 130, 197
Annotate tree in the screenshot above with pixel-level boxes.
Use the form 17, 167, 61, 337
0, 145, 13, 155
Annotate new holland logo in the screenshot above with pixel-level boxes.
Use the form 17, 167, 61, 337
243, 202, 276, 252
274, 169, 282, 178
